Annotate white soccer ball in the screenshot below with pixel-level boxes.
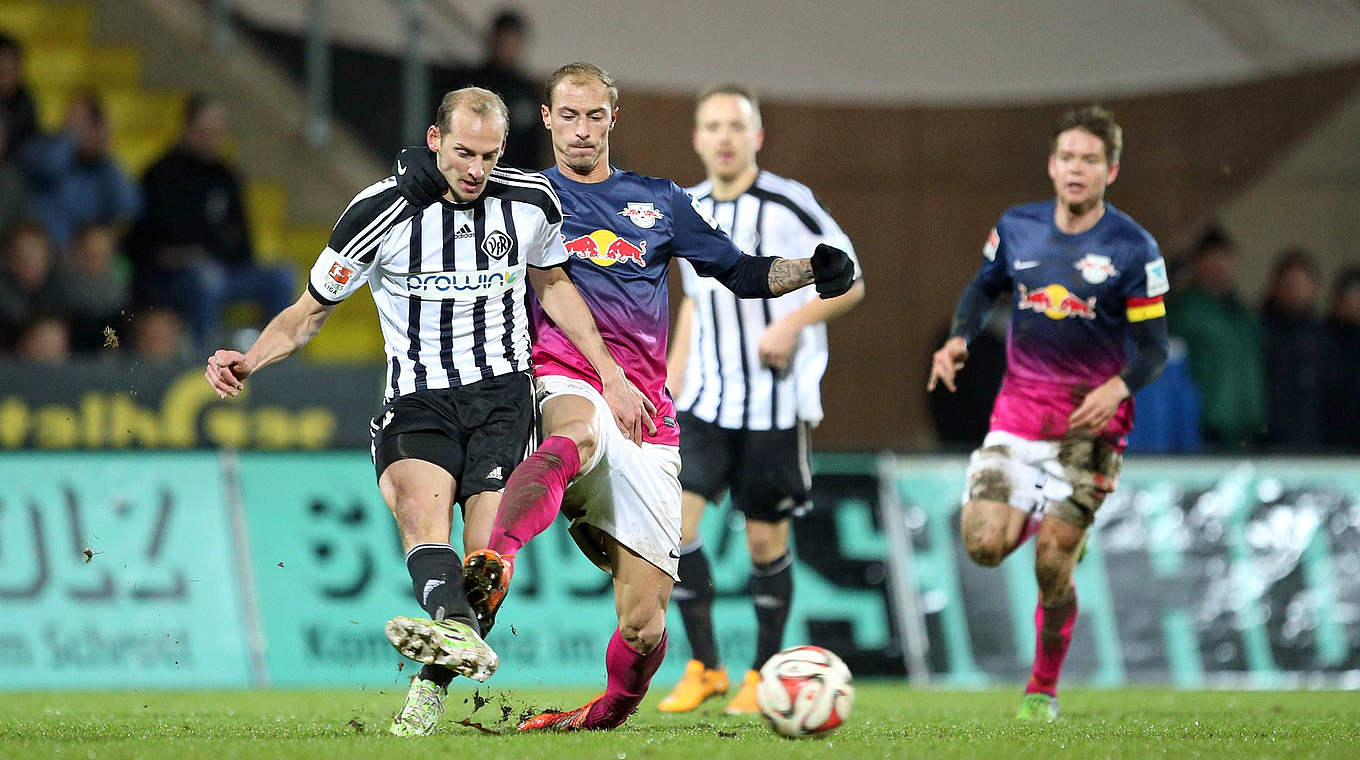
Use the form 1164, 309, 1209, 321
755, 645, 854, 738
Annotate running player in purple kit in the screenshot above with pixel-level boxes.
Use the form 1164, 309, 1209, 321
927, 105, 1170, 722
394, 62, 854, 731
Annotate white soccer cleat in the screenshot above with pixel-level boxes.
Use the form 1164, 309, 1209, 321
389, 676, 445, 737
385, 616, 498, 682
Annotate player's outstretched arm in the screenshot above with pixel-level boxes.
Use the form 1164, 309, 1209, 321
204, 290, 335, 398
717, 244, 855, 300
528, 265, 658, 443
928, 269, 1009, 393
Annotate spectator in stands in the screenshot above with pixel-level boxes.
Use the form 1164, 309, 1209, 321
54, 223, 130, 353
1260, 248, 1325, 449
128, 307, 189, 363
126, 94, 292, 353
1166, 227, 1266, 448
0, 112, 34, 238
14, 313, 70, 363
1320, 266, 1360, 450
443, 9, 546, 169
17, 92, 141, 250
0, 221, 67, 350
0, 32, 38, 152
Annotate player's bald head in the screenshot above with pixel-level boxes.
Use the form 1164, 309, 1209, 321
436, 87, 509, 136
544, 62, 618, 109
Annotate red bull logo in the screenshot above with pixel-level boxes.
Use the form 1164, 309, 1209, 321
562, 230, 648, 267
1017, 283, 1097, 320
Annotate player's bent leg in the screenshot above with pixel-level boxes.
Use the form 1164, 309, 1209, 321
461, 491, 499, 554
379, 458, 457, 553
521, 540, 673, 732
961, 498, 1030, 567
1034, 516, 1085, 605
540, 393, 601, 472
484, 394, 596, 558
659, 490, 729, 713
1020, 515, 1085, 710
379, 459, 496, 684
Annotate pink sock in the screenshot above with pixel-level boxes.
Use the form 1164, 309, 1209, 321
1016, 513, 1042, 547
487, 435, 581, 556
583, 629, 669, 729
1026, 588, 1077, 696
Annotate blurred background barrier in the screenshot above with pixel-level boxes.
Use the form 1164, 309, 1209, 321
0, 358, 387, 449
2, 451, 1356, 689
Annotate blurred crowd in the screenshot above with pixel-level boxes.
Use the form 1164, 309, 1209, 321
1154, 228, 1360, 452
0, 32, 291, 365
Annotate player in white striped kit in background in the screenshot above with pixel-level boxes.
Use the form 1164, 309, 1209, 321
660, 84, 864, 714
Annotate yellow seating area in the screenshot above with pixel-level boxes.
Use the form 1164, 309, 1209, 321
4, 0, 383, 361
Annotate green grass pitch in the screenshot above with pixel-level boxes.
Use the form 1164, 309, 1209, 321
1, 686, 1356, 759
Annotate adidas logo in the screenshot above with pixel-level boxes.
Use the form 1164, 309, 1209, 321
486, 466, 504, 480
454, 224, 474, 239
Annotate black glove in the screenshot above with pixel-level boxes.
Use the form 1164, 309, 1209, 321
393, 146, 448, 206
810, 243, 855, 298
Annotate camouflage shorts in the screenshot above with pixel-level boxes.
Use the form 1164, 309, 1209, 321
965, 432, 1122, 529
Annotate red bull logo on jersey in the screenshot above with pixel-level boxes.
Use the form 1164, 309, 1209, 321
563, 230, 648, 267
1017, 283, 1097, 320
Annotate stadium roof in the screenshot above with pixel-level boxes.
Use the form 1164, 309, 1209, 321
238, 0, 1360, 103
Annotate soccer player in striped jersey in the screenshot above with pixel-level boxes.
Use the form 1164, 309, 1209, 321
657, 85, 864, 714
393, 62, 855, 732
927, 105, 1170, 722
204, 87, 648, 738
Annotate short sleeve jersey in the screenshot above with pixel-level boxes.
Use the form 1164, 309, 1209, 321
531, 166, 743, 446
307, 169, 567, 400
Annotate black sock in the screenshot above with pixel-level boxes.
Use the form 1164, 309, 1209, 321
406, 543, 479, 687
674, 540, 721, 669
750, 551, 793, 671
406, 543, 479, 631
417, 664, 454, 688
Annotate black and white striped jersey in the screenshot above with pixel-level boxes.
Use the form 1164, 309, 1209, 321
675, 171, 861, 431
307, 166, 567, 401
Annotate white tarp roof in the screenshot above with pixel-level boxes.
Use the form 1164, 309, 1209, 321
238, 0, 1360, 103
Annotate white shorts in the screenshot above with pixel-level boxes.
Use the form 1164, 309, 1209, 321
536, 375, 683, 580
962, 430, 1121, 529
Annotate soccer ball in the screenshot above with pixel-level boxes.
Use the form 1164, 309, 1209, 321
755, 645, 854, 738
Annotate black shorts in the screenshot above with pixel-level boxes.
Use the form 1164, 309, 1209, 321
677, 410, 812, 522
370, 372, 534, 505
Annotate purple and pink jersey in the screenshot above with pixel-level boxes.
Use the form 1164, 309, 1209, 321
974, 201, 1168, 446
530, 166, 743, 446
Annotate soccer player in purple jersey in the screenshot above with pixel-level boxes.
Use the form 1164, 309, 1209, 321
394, 61, 854, 731
927, 105, 1170, 721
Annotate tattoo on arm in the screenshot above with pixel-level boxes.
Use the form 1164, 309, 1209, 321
768, 258, 814, 296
